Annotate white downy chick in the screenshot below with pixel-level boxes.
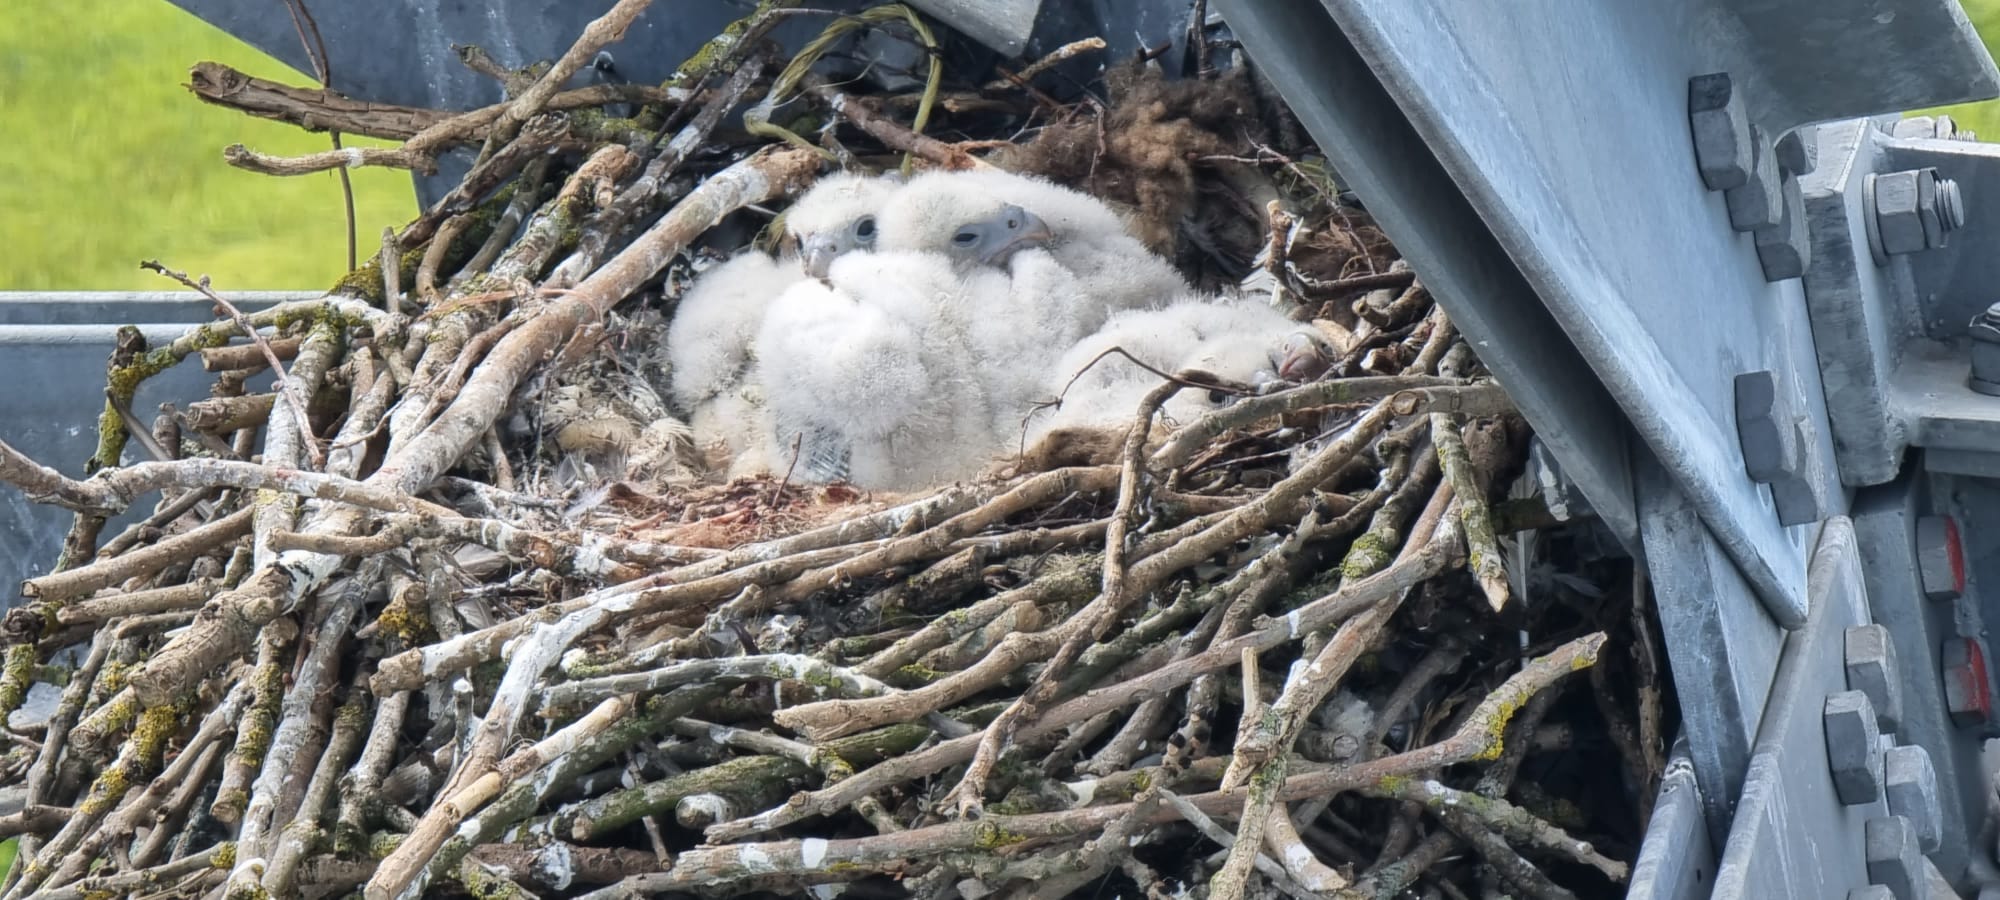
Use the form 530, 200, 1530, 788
878, 168, 1192, 331
1028, 295, 1329, 442
753, 251, 1012, 491
665, 171, 902, 473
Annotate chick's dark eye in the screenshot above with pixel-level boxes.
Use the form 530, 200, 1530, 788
854, 217, 876, 239
952, 230, 979, 246
1208, 390, 1229, 404
1006, 216, 1020, 229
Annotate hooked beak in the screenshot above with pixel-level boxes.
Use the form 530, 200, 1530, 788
1277, 333, 1331, 382
802, 234, 841, 279
980, 205, 1057, 266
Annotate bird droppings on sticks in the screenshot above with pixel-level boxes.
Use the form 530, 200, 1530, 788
0, 4, 1672, 899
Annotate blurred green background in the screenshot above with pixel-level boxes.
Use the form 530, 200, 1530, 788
0, 0, 418, 292
3, 0, 2000, 291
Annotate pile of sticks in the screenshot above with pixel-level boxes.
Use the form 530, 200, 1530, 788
0, 2, 1668, 898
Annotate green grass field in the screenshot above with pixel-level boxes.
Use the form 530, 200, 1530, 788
3, 2, 2000, 292
1922, 0, 2000, 136
0, 0, 417, 291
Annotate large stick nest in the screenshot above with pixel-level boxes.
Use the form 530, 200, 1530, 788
0, 3, 1672, 899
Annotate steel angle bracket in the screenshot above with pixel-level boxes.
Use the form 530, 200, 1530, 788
1214, 0, 1998, 629
1708, 516, 1895, 899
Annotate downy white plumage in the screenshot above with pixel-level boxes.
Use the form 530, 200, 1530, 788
755, 251, 1021, 491
1027, 295, 1329, 441
664, 171, 902, 475
877, 169, 1191, 330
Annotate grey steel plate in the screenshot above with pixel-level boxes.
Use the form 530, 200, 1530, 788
1284, 0, 1999, 626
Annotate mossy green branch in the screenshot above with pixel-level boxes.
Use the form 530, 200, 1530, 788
1432, 413, 1511, 612
0, 645, 35, 725
77, 703, 182, 817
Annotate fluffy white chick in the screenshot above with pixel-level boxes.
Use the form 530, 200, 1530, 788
1027, 296, 1329, 443
753, 251, 1014, 491
877, 169, 1192, 331
665, 171, 902, 474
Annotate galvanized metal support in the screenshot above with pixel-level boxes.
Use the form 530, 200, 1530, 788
1211, 0, 1998, 629
1709, 516, 1886, 898
0, 293, 296, 595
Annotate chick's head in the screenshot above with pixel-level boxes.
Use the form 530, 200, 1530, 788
786, 171, 904, 278
876, 174, 1056, 269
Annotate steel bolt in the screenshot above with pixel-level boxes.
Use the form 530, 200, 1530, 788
1846, 624, 1904, 733
1689, 73, 1753, 191
1943, 637, 1994, 728
1865, 816, 1924, 900
1734, 370, 1820, 525
1755, 174, 1811, 281
1917, 516, 1966, 600
1774, 127, 1817, 176
1825, 690, 1885, 804
1725, 126, 1784, 232
1935, 113, 1976, 141
1969, 303, 2000, 397
1869, 168, 1965, 258
1885, 744, 1943, 854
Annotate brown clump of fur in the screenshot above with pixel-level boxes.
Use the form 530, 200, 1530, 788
989, 61, 1266, 258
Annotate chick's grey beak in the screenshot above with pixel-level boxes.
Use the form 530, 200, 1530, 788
979, 205, 1057, 266
1278, 333, 1331, 382
802, 234, 841, 279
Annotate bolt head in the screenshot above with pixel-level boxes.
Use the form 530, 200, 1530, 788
1774, 128, 1817, 176
1689, 74, 1753, 191
1943, 636, 1993, 728
1864, 816, 1922, 900
1846, 624, 1904, 733
1885, 744, 1943, 854
1874, 169, 1938, 255
1917, 516, 1966, 601
1825, 690, 1885, 804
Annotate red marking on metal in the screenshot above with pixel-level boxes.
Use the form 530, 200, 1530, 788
1947, 637, 1993, 725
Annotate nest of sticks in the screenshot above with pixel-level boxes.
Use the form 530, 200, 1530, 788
0, 2, 1672, 898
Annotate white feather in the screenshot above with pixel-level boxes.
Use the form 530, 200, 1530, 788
877, 169, 1191, 330
753, 252, 1005, 491
1028, 295, 1324, 442
665, 172, 903, 474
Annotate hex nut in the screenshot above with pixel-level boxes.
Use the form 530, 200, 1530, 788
1893, 116, 1941, 140
1689, 73, 1753, 191
1774, 127, 1817, 176
1825, 690, 1885, 804
1734, 370, 1820, 525
1970, 306, 2000, 397
1865, 816, 1923, 900
1875, 169, 1932, 255
1885, 744, 1943, 854
1917, 516, 1964, 600
1942, 637, 1993, 728
1872, 168, 1962, 257
1755, 173, 1810, 281
1725, 126, 1783, 232
1846, 624, 1904, 733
